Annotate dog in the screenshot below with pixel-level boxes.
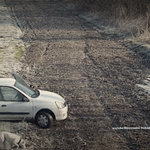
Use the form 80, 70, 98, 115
0, 131, 26, 149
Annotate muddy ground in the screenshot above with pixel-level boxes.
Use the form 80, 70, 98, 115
3, 0, 150, 149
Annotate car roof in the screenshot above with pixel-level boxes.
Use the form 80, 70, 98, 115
0, 78, 16, 86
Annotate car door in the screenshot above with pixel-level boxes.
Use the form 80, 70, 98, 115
0, 86, 33, 120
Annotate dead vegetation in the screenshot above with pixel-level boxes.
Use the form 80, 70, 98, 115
63, 0, 150, 41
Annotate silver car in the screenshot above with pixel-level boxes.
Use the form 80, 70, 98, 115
0, 72, 68, 128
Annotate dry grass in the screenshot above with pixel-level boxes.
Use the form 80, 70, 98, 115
63, 0, 150, 41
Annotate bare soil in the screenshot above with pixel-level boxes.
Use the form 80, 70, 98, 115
3, 0, 150, 149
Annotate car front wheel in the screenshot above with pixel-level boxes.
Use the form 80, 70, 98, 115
36, 112, 53, 128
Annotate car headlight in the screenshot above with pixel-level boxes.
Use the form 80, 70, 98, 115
55, 101, 66, 109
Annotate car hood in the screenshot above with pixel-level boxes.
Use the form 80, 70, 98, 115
37, 90, 65, 103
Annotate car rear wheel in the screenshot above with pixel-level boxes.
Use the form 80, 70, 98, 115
36, 112, 53, 128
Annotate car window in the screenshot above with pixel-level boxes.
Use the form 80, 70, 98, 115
15, 82, 39, 98
0, 87, 25, 102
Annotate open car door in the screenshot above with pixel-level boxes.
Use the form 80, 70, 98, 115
12, 72, 29, 87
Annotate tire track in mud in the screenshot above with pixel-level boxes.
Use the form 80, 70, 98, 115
32, 2, 124, 149
67, 7, 150, 149
57, 3, 150, 149
81, 34, 150, 149
5, 0, 150, 149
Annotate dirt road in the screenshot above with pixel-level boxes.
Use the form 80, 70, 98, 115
4, 0, 150, 149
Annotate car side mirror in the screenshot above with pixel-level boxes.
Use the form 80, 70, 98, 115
23, 97, 29, 102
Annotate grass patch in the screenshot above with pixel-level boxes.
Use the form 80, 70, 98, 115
14, 44, 24, 60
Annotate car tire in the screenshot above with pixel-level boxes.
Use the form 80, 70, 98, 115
35, 112, 53, 128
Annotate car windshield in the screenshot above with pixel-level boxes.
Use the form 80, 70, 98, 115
15, 81, 39, 98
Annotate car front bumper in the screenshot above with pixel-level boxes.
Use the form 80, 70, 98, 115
54, 104, 68, 120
